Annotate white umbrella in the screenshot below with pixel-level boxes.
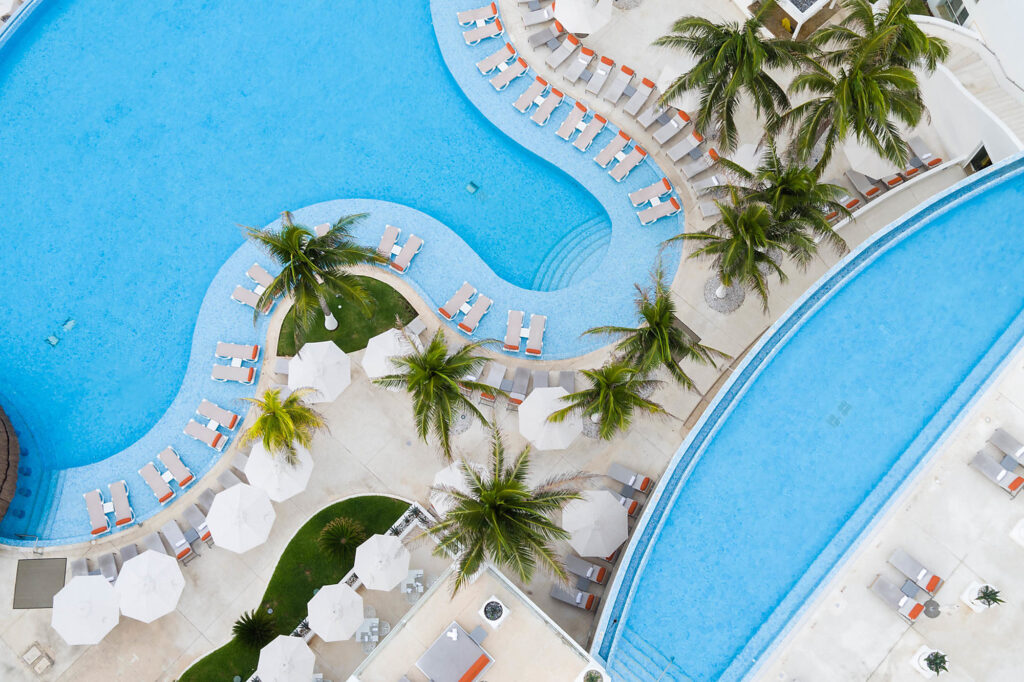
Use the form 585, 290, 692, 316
518, 386, 581, 451
430, 462, 484, 516
245, 442, 314, 502
51, 575, 119, 645
562, 490, 628, 558
206, 483, 276, 554
307, 583, 364, 641
288, 340, 351, 403
115, 551, 185, 623
362, 328, 419, 383
554, 0, 612, 35
354, 534, 411, 591
257, 635, 316, 682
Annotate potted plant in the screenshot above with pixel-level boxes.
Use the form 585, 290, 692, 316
924, 651, 948, 676
584, 671, 604, 682
976, 585, 1004, 607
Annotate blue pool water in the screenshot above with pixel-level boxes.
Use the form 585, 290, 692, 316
596, 159, 1024, 680
0, 0, 683, 543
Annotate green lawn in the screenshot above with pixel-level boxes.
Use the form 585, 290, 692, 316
276, 276, 416, 357
180, 495, 409, 681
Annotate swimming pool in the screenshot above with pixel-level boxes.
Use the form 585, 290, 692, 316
0, 0, 680, 544
594, 155, 1024, 681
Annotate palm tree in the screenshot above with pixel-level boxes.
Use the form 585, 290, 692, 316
429, 427, 587, 593
548, 361, 668, 440
240, 387, 326, 465
244, 211, 382, 337
585, 266, 727, 389
668, 189, 793, 312
814, 0, 948, 72
373, 330, 496, 461
653, 0, 810, 151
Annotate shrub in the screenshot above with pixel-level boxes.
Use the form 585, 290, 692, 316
317, 516, 367, 563
925, 651, 948, 675
976, 585, 1004, 606
232, 608, 276, 650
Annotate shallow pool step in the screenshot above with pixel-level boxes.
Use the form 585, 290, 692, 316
613, 627, 695, 681
530, 214, 611, 291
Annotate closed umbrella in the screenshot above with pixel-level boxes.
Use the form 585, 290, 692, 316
562, 490, 628, 558
288, 340, 351, 403
307, 583, 364, 641
245, 442, 314, 502
362, 328, 418, 382
206, 483, 276, 554
554, 0, 612, 36
115, 551, 185, 623
354, 534, 410, 591
51, 575, 119, 645
257, 635, 316, 682
518, 386, 581, 451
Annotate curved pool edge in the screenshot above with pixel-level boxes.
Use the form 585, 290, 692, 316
592, 152, 1024, 677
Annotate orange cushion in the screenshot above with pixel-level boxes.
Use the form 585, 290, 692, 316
595, 114, 607, 123
526, 348, 541, 355
438, 307, 453, 320
179, 475, 194, 487
159, 492, 173, 503
91, 526, 107, 535
503, 343, 520, 351
669, 198, 680, 210
693, 131, 703, 142
552, 89, 563, 97
641, 77, 655, 88
584, 594, 596, 610
480, 392, 496, 401
927, 157, 942, 167
459, 655, 491, 682
595, 566, 607, 583
245, 367, 255, 382
211, 433, 223, 449
225, 414, 238, 429
661, 178, 671, 191
250, 345, 259, 360
494, 19, 503, 32
622, 65, 634, 76
925, 575, 941, 592
582, 47, 595, 56
554, 20, 564, 32
504, 43, 515, 54
886, 177, 903, 187
1010, 476, 1024, 492
638, 476, 651, 492
458, 322, 473, 333
636, 147, 647, 156
908, 603, 924, 620
575, 102, 587, 112
845, 199, 860, 209
176, 548, 190, 560
390, 262, 405, 272
568, 34, 579, 45
708, 148, 720, 161
116, 517, 132, 526
627, 500, 638, 515
678, 110, 690, 122
905, 167, 920, 176
201, 531, 211, 541
600, 56, 614, 65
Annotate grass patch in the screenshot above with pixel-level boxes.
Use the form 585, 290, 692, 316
180, 495, 409, 681
276, 276, 416, 356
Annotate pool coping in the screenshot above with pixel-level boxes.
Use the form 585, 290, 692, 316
592, 151, 1024, 679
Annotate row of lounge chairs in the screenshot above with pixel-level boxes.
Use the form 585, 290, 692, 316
212, 341, 260, 385
869, 548, 944, 623
437, 281, 493, 335
377, 224, 424, 273
231, 262, 277, 314
971, 427, 1024, 497
465, 363, 575, 407
503, 310, 546, 355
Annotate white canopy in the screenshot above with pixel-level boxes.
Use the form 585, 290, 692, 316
51, 575, 119, 645
115, 551, 185, 623
518, 386, 581, 451
362, 328, 420, 383
256, 635, 316, 682
288, 340, 351, 403
554, 0, 612, 35
562, 490, 629, 558
206, 483, 276, 554
245, 442, 314, 502
354, 534, 411, 591
307, 582, 364, 641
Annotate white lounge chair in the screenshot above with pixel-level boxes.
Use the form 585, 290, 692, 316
439, 282, 476, 320
602, 65, 634, 104
585, 56, 614, 95
550, 585, 599, 611
990, 428, 1024, 465
527, 20, 564, 49
666, 130, 704, 163
846, 169, 884, 201
476, 42, 515, 74
246, 263, 274, 289
504, 310, 524, 352
158, 447, 194, 488
572, 114, 606, 152
629, 178, 672, 206
545, 34, 579, 69
390, 235, 423, 273
513, 76, 549, 113
526, 314, 546, 356
507, 366, 530, 406
457, 3, 497, 26
594, 131, 630, 168
653, 110, 691, 145
566, 555, 608, 585
523, 4, 555, 26
197, 399, 239, 430
869, 575, 926, 623
680, 148, 720, 179
478, 362, 506, 404
215, 342, 259, 362
888, 548, 944, 594
109, 480, 134, 527
463, 18, 503, 45
184, 418, 228, 451
563, 47, 595, 84
490, 57, 528, 90
211, 364, 255, 384
638, 197, 681, 225
160, 520, 194, 562
608, 462, 653, 494
231, 285, 271, 313
556, 102, 587, 141
699, 200, 721, 219
183, 504, 214, 546
609, 146, 646, 182
970, 451, 1024, 497
139, 462, 174, 504
84, 490, 110, 536
531, 89, 563, 125
623, 77, 655, 116
458, 295, 493, 334
377, 224, 401, 259
637, 103, 669, 129
692, 175, 725, 195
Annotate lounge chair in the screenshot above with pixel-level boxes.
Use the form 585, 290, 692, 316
198, 488, 216, 512
563, 47, 595, 84
608, 462, 653, 494
605, 486, 641, 516
513, 77, 549, 113
545, 34, 579, 69
532, 370, 549, 389
623, 78, 655, 116
699, 200, 721, 219
246, 263, 274, 289
527, 20, 564, 49
197, 399, 239, 430
476, 42, 516, 74
846, 169, 884, 201
888, 548, 943, 594
158, 447, 194, 488
556, 102, 588, 141
377, 224, 401, 259
602, 65, 634, 104
566, 554, 608, 585
692, 175, 725, 195
141, 532, 168, 555
120, 542, 138, 562
439, 282, 476, 320
504, 310, 525, 352
84, 490, 110, 536
218, 468, 244, 490
904, 136, 942, 176
211, 364, 255, 384
666, 130, 704, 163
109, 480, 135, 527
390, 234, 423, 273
880, 171, 905, 189
531, 89, 563, 126
526, 314, 546, 356
508, 367, 530, 406
823, 179, 862, 220
97, 552, 117, 583
231, 285, 270, 313
869, 574, 925, 623
479, 362, 506, 404
457, 3, 497, 25
637, 103, 669, 129
70, 557, 91, 577
139, 462, 174, 504
638, 197, 681, 225
653, 110, 691, 145
458, 295, 493, 334
572, 114, 606, 152
463, 18, 503, 45
559, 370, 575, 392
406, 315, 427, 339
490, 57, 528, 90
629, 178, 672, 207
215, 342, 260, 362
680, 148, 720, 179
594, 131, 630, 168
184, 419, 228, 451
585, 56, 614, 95
183, 504, 214, 546
970, 451, 1024, 497
550, 585, 599, 612
991, 428, 1024, 465
160, 520, 194, 562
523, 5, 554, 26
609, 146, 646, 182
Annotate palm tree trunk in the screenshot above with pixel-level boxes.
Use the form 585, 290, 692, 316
319, 295, 338, 331
715, 282, 729, 299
